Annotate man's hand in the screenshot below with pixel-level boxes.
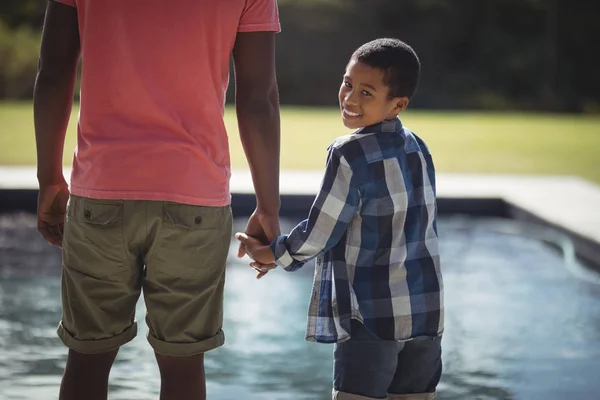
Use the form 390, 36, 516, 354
237, 210, 280, 279
37, 181, 70, 248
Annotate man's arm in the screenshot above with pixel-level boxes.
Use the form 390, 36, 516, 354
34, 1, 79, 247
233, 31, 281, 269
34, 1, 79, 186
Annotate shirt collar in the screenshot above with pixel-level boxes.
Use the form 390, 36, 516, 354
354, 117, 402, 135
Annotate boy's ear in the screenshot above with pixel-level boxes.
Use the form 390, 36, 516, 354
394, 97, 409, 113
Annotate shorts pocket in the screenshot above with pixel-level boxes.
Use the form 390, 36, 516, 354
163, 202, 225, 230
149, 204, 232, 279
62, 196, 128, 278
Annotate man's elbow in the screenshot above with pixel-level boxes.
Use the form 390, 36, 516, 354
236, 99, 278, 121
36, 57, 78, 84
236, 85, 279, 116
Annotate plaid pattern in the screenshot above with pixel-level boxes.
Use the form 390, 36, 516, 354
271, 118, 444, 343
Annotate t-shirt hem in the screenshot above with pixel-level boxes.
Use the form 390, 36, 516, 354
238, 23, 281, 33
70, 186, 231, 207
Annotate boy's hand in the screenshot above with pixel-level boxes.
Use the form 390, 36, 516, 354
235, 232, 277, 279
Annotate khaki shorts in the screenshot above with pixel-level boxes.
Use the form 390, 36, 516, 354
58, 195, 232, 356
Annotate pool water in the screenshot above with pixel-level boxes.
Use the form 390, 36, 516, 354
0, 214, 599, 400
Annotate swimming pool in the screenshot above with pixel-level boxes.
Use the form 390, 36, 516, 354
1, 214, 599, 399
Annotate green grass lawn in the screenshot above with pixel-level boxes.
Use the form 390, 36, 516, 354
1, 101, 599, 183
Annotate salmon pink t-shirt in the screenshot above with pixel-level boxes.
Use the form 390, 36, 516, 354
52, 0, 280, 206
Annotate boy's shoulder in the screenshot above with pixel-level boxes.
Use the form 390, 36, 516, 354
329, 132, 376, 151
329, 126, 427, 159
328, 132, 380, 166
402, 128, 432, 155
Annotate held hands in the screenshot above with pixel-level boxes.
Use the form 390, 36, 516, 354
235, 232, 277, 279
235, 208, 281, 279
235, 232, 274, 264
236, 209, 280, 279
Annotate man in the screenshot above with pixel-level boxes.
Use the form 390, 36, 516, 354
34, 1, 281, 399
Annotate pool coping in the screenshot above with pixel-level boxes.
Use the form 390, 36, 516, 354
1, 167, 599, 268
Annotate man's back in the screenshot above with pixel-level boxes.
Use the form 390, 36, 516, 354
34, 2, 282, 398
57, 0, 279, 205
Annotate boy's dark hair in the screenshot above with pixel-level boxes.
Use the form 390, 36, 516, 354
351, 38, 421, 100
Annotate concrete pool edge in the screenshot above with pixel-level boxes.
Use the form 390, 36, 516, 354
1, 167, 599, 268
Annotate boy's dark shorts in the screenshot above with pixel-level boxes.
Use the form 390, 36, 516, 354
333, 320, 442, 400
57, 195, 232, 356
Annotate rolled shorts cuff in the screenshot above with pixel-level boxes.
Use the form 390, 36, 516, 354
333, 390, 384, 400
147, 329, 225, 356
388, 392, 437, 400
57, 321, 137, 354
333, 390, 437, 400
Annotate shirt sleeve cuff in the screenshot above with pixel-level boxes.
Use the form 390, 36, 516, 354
238, 22, 281, 33
270, 235, 296, 270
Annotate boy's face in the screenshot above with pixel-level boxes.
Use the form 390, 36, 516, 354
338, 59, 408, 130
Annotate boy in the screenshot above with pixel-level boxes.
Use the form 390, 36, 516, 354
237, 38, 443, 400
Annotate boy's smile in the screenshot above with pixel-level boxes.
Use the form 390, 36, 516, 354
338, 59, 407, 130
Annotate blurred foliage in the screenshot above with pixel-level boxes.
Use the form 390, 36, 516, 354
0, 0, 599, 112
0, 0, 45, 29
0, 21, 39, 99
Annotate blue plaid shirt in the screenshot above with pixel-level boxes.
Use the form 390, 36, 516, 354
271, 118, 444, 343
